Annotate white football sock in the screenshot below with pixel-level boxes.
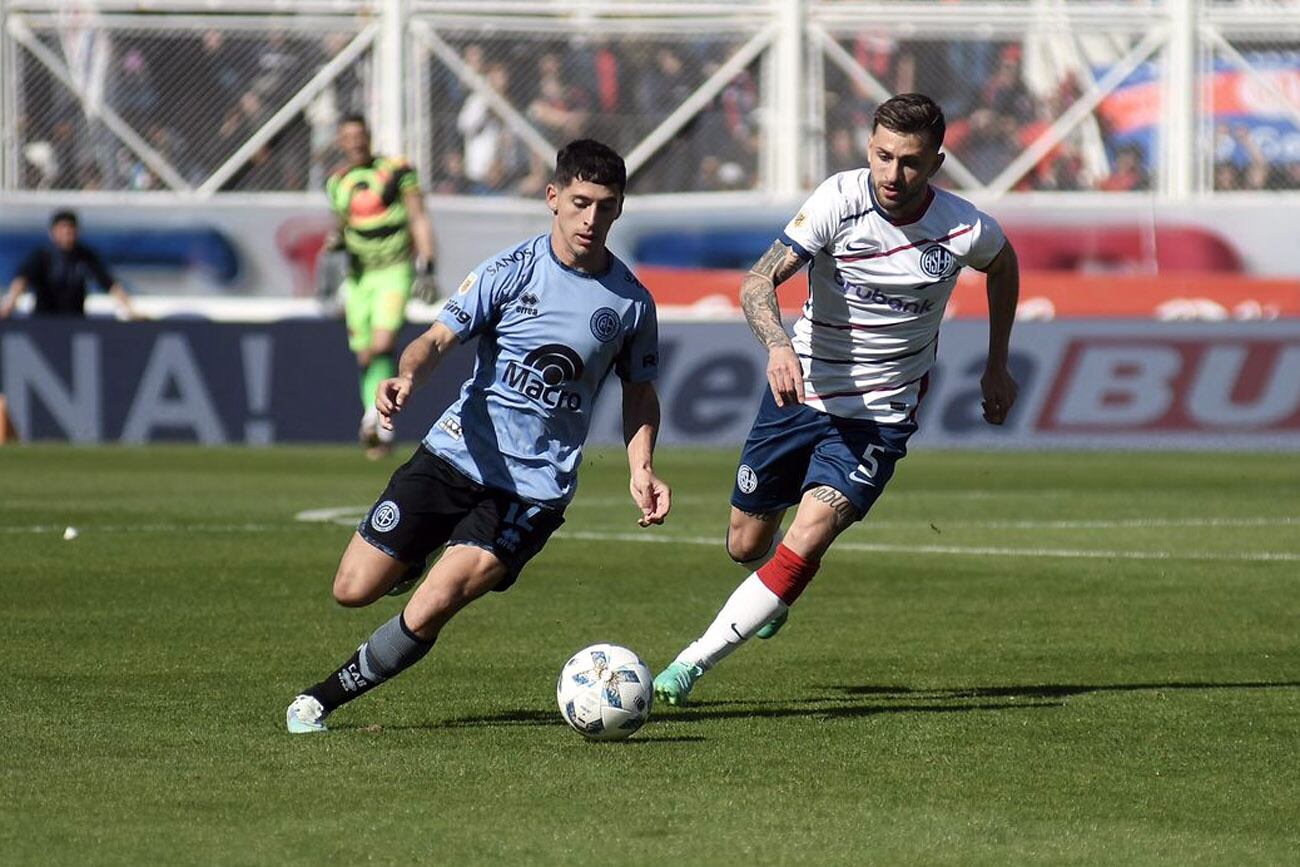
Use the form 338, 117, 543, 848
674, 573, 788, 672
361, 406, 379, 430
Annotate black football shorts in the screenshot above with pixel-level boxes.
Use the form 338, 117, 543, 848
357, 445, 565, 590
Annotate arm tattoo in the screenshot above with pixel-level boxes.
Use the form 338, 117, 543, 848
808, 486, 861, 531
741, 241, 802, 350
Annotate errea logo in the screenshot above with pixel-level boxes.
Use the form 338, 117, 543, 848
515, 292, 540, 316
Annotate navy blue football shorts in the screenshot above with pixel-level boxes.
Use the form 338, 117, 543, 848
730, 389, 915, 520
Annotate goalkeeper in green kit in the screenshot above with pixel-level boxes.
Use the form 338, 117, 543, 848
325, 114, 439, 459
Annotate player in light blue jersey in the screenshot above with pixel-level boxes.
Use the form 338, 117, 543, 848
286, 140, 671, 733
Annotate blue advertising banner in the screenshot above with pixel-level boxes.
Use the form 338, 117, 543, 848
0, 320, 473, 444
2, 319, 1297, 449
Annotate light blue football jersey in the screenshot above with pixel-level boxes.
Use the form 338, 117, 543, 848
423, 234, 659, 507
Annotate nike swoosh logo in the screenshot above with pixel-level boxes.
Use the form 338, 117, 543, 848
729, 623, 745, 642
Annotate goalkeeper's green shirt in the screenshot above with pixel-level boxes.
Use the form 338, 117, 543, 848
326, 155, 420, 272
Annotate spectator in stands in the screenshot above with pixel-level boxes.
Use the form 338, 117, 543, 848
951, 108, 1019, 184
1215, 125, 1269, 190
1097, 145, 1150, 191
637, 48, 692, 129
981, 44, 1035, 124
432, 150, 473, 195
0, 210, 139, 320
1273, 160, 1300, 191
527, 52, 590, 141
110, 48, 158, 126
458, 63, 521, 192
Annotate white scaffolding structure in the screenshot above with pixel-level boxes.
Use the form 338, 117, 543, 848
1, 0, 1298, 200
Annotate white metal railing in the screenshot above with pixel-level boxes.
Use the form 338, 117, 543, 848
1, 0, 1297, 199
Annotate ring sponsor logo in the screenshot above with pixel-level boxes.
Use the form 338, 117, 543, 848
443, 299, 471, 325
504, 344, 586, 410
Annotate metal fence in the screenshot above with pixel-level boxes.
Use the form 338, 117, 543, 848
1, 0, 1297, 198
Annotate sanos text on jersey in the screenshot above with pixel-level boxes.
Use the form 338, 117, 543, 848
484, 246, 535, 276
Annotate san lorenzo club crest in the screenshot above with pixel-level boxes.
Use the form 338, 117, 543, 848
737, 464, 758, 494
371, 500, 401, 532
919, 245, 954, 278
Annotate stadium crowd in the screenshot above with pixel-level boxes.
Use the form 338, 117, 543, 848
12, 28, 1298, 194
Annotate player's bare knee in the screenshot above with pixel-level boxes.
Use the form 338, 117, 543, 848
726, 520, 771, 564
331, 566, 375, 607
727, 533, 770, 565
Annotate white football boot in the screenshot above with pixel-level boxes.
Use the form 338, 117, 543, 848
286, 694, 329, 734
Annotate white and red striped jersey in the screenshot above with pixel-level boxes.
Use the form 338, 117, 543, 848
781, 170, 1006, 424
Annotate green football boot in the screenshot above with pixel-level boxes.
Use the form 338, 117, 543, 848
653, 661, 704, 707
755, 609, 789, 639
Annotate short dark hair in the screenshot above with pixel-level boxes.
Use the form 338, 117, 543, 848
554, 139, 626, 196
339, 113, 369, 131
50, 209, 77, 228
873, 93, 946, 150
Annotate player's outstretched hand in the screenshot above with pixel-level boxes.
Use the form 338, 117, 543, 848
630, 469, 671, 527
412, 273, 441, 303
376, 375, 413, 431
767, 345, 805, 407
980, 364, 1018, 425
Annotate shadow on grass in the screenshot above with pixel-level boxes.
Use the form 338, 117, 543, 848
825, 680, 1300, 702
333, 681, 1298, 733
434, 695, 1061, 729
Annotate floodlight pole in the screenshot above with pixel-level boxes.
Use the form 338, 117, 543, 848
378, 0, 405, 156
767, 0, 802, 195
1162, 0, 1197, 196
0, 0, 11, 189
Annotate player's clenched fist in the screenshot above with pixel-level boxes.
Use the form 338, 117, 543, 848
375, 375, 413, 430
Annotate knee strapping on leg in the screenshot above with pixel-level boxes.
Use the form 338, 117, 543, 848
358, 613, 435, 683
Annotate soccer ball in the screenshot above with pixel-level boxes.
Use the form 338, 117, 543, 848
556, 643, 654, 740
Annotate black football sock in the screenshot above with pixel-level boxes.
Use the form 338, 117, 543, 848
304, 613, 435, 713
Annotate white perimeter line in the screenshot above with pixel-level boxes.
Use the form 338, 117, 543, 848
291, 507, 1300, 533
4, 519, 1297, 563
874, 516, 1300, 530
553, 530, 1300, 563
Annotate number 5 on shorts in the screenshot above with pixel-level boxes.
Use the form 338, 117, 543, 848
850, 443, 886, 487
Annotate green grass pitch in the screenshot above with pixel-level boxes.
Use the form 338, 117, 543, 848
2, 445, 1297, 865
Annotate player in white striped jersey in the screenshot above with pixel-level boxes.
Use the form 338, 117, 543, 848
655, 94, 1021, 705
